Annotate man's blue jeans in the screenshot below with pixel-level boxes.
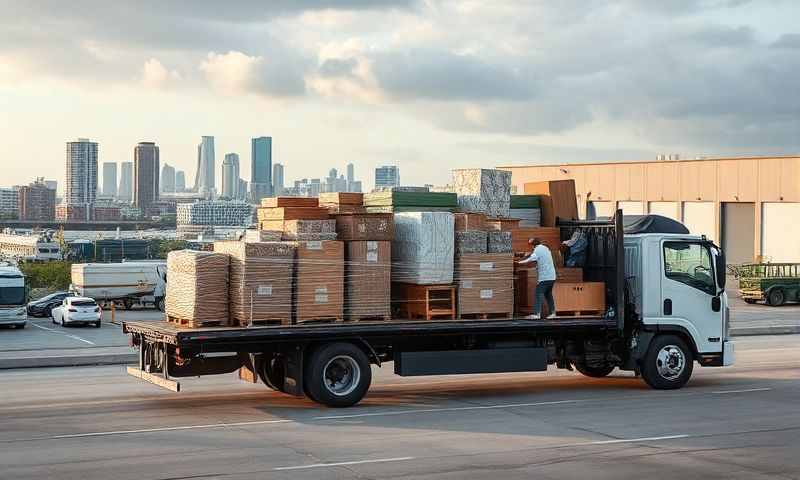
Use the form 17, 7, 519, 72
534, 280, 555, 316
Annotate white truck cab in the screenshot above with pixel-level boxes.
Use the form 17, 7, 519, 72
0, 263, 28, 328
626, 233, 733, 387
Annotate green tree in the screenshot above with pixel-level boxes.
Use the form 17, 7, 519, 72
20, 261, 73, 290
151, 239, 189, 259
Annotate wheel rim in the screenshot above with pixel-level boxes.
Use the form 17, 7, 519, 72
771, 290, 784, 305
323, 355, 360, 397
655, 345, 686, 381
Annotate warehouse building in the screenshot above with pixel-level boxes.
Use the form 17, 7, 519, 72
500, 155, 800, 264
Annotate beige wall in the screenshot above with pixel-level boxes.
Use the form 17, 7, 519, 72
500, 156, 800, 263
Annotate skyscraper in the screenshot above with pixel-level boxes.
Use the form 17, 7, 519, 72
374, 165, 400, 189
272, 163, 284, 196
194, 136, 215, 198
221, 153, 240, 199
134, 142, 160, 213
102, 162, 117, 198
65, 138, 98, 208
238, 179, 248, 202
161, 163, 176, 194
250, 136, 272, 202
175, 170, 186, 193
346, 163, 354, 191
118, 162, 133, 202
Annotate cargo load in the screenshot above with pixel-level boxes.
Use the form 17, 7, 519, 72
257, 207, 330, 222
293, 240, 344, 323
392, 211, 455, 285
454, 253, 514, 318
165, 250, 230, 327
523, 180, 578, 227
260, 219, 337, 241
453, 212, 488, 232
344, 241, 391, 321
243, 229, 282, 243
261, 197, 319, 208
487, 231, 513, 253
319, 192, 363, 205
334, 213, 394, 241
363, 191, 457, 209
213, 241, 295, 326
452, 168, 512, 218
455, 230, 488, 255
485, 218, 521, 231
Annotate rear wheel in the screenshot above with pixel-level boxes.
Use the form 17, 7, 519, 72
259, 356, 286, 393
743, 298, 758, 304
122, 299, 134, 310
304, 343, 371, 408
768, 288, 785, 307
155, 297, 165, 312
575, 363, 615, 378
641, 335, 693, 390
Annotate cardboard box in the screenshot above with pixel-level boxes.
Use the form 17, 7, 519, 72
319, 192, 363, 205
345, 241, 391, 320
522, 180, 578, 227
553, 282, 606, 313
334, 213, 394, 241
294, 240, 344, 322
165, 250, 230, 326
261, 197, 319, 208
214, 241, 295, 325
257, 207, 331, 222
453, 212, 488, 232
455, 253, 514, 317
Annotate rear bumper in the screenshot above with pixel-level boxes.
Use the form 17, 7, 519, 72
64, 314, 101, 324
0, 317, 27, 325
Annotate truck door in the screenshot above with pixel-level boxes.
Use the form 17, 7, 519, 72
660, 240, 723, 354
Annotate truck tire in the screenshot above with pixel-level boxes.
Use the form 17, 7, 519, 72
304, 342, 371, 408
768, 288, 785, 307
575, 363, 615, 378
641, 335, 693, 390
156, 297, 165, 312
259, 356, 286, 393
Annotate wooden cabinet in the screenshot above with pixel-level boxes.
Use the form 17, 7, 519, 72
553, 282, 606, 314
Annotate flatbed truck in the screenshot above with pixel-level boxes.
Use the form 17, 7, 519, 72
123, 213, 735, 407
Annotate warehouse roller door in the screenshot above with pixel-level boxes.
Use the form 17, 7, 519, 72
588, 201, 615, 219
683, 202, 715, 241
648, 201, 680, 220
762, 203, 800, 262
721, 203, 755, 265
618, 201, 644, 215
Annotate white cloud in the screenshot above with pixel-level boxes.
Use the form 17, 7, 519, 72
199, 50, 306, 97
141, 58, 181, 89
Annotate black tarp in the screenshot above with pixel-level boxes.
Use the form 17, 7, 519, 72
623, 215, 689, 234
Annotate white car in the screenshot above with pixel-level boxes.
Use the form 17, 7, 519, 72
52, 297, 101, 328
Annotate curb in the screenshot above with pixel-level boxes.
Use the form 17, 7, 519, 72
0, 353, 137, 370
730, 325, 800, 336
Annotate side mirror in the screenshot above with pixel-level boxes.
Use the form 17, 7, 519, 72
715, 249, 726, 290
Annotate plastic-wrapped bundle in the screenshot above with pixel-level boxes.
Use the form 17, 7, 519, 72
244, 229, 282, 242
487, 231, 513, 253
345, 241, 391, 320
454, 253, 514, 317
293, 241, 344, 323
455, 231, 488, 255
165, 250, 230, 326
392, 212, 455, 285
213, 241, 295, 326
452, 169, 512, 218
335, 213, 394, 241
260, 219, 338, 241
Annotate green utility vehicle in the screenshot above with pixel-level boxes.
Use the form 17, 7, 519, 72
738, 263, 800, 306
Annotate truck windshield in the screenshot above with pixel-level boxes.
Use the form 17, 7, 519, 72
664, 242, 715, 295
0, 287, 26, 305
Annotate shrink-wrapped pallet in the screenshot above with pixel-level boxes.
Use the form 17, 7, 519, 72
334, 213, 394, 241
454, 212, 488, 232
260, 219, 337, 240
452, 169, 512, 218
363, 191, 457, 208
345, 241, 391, 320
455, 253, 514, 317
487, 231, 513, 253
392, 212, 454, 285
509, 208, 541, 227
294, 241, 344, 322
244, 229, 282, 242
165, 250, 230, 326
455, 230, 488, 255
213, 241, 295, 326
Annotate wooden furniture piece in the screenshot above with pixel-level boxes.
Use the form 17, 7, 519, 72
393, 283, 456, 320
553, 282, 606, 316
522, 180, 579, 227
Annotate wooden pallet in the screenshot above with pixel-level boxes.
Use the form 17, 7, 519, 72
166, 316, 229, 329
458, 312, 513, 320
236, 318, 291, 327
345, 314, 391, 323
393, 283, 456, 321
294, 317, 343, 325
554, 310, 604, 317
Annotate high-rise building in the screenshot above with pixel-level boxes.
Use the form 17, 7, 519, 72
194, 136, 215, 198
250, 136, 272, 202
64, 139, 98, 213
221, 153, 240, 199
44, 180, 57, 192
118, 162, 133, 202
175, 170, 186, 193
346, 163, 354, 190
133, 142, 160, 213
238, 179, 248, 202
0, 188, 19, 218
18, 178, 56, 221
102, 162, 117, 198
161, 163, 176, 194
375, 165, 400, 189
272, 163, 284, 196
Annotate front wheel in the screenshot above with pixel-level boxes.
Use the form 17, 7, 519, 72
304, 343, 371, 408
575, 363, 615, 378
641, 335, 694, 390
768, 288, 785, 307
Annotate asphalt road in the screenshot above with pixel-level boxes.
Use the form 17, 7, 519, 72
0, 335, 797, 480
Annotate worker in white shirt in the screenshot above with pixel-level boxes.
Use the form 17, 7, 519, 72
517, 238, 557, 319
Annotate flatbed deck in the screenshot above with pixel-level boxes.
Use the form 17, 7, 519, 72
124, 317, 615, 347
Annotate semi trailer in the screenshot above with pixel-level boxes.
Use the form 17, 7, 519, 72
123, 212, 734, 407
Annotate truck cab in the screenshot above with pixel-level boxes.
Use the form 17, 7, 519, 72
625, 233, 733, 388
0, 263, 28, 328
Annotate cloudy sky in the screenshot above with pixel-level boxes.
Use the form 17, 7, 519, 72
1, 0, 798, 190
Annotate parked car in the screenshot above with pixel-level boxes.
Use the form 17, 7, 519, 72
27, 291, 72, 318
51, 297, 101, 328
